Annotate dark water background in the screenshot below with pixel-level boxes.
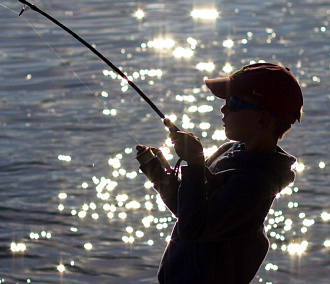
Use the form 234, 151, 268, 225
0, 0, 329, 283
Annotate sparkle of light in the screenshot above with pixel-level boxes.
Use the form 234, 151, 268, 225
279, 186, 293, 196
223, 63, 234, 73
302, 219, 315, 227
125, 200, 141, 209
292, 161, 305, 172
196, 62, 215, 72
136, 231, 144, 238
200, 122, 211, 130
91, 213, 99, 220
89, 202, 96, 210
84, 243, 93, 250
101, 91, 108, 97
103, 109, 117, 116
265, 263, 278, 271
176, 95, 196, 102
126, 226, 134, 234
58, 155, 71, 162
212, 130, 226, 141
173, 47, 194, 58
181, 115, 195, 129
57, 264, 65, 273
116, 194, 128, 202
126, 171, 137, 179
58, 193, 67, 199
145, 201, 153, 210
78, 211, 87, 218
191, 9, 219, 20
118, 212, 127, 219
144, 181, 153, 189
187, 37, 197, 48
223, 39, 234, 48
198, 105, 213, 113
319, 161, 326, 169
30, 232, 39, 240
165, 114, 177, 124
108, 158, 121, 169
321, 212, 330, 221
147, 38, 175, 49
287, 241, 308, 255
10, 242, 26, 253
134, 9, 145, 19
204, 145, 218, 158
122, 236, 134, 244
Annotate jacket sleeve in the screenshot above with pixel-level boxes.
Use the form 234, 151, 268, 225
139, 158, 180, 216
153, 173, 180, 216
177, 165, 267, 242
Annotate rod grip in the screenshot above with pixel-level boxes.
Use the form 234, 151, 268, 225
163, 118, 180, 133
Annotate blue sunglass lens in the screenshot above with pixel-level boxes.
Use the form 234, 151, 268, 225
226, 97, 239, 111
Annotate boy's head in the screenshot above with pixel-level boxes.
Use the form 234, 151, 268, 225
205, 63, 303, 140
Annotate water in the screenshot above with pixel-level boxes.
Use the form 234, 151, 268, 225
0, 0, 329, 283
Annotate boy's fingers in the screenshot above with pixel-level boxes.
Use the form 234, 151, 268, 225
169, 131, 184, 143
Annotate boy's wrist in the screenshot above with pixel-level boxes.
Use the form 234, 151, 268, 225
187, 155, 205, 166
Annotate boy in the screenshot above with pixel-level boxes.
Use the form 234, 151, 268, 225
137, 63, 303, 283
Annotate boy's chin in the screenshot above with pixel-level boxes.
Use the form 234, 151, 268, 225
224, 129, 236, 141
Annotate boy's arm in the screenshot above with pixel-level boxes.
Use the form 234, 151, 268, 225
137, 145, 180, 216
153, 172, 180, 216
177, 166, 265, 242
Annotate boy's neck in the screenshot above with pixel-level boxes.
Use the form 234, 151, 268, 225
244, 137, 278, 153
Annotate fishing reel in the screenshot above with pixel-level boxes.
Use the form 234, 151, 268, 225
136, 117, 184, 187
136, 146, 171, 183
136, 145, 181, 188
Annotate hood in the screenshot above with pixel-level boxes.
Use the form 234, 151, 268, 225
210, 142, 297, 193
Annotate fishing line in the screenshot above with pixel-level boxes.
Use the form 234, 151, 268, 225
0, 2, 140, 145
21, 16, 142, 145
5, 1, 182, 168
17, 0, 180, 133
0, 3, 19, 14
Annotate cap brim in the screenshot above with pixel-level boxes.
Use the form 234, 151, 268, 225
205, 77, 232, 99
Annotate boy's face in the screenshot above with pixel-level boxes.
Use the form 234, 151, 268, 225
220, 96, 262, 142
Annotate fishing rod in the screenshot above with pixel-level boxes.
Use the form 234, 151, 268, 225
17, 0, 179, 133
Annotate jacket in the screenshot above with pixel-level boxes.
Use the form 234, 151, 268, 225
155, 142, 297, 284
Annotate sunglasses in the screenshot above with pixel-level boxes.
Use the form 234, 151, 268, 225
225, 96, 285, 124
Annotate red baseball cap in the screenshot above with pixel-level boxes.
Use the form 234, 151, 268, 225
205, 63, 303, 124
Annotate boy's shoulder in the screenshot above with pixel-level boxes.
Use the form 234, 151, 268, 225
206, 141, 240, 163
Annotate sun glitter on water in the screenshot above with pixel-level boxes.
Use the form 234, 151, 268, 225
134, 9, 145, 19
10, 242, 26, 253
191, 9, 219, 20
57, 264, 65, 273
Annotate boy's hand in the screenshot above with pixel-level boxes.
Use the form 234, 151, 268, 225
169, 131, 205, 166
136, 144, 156, 153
